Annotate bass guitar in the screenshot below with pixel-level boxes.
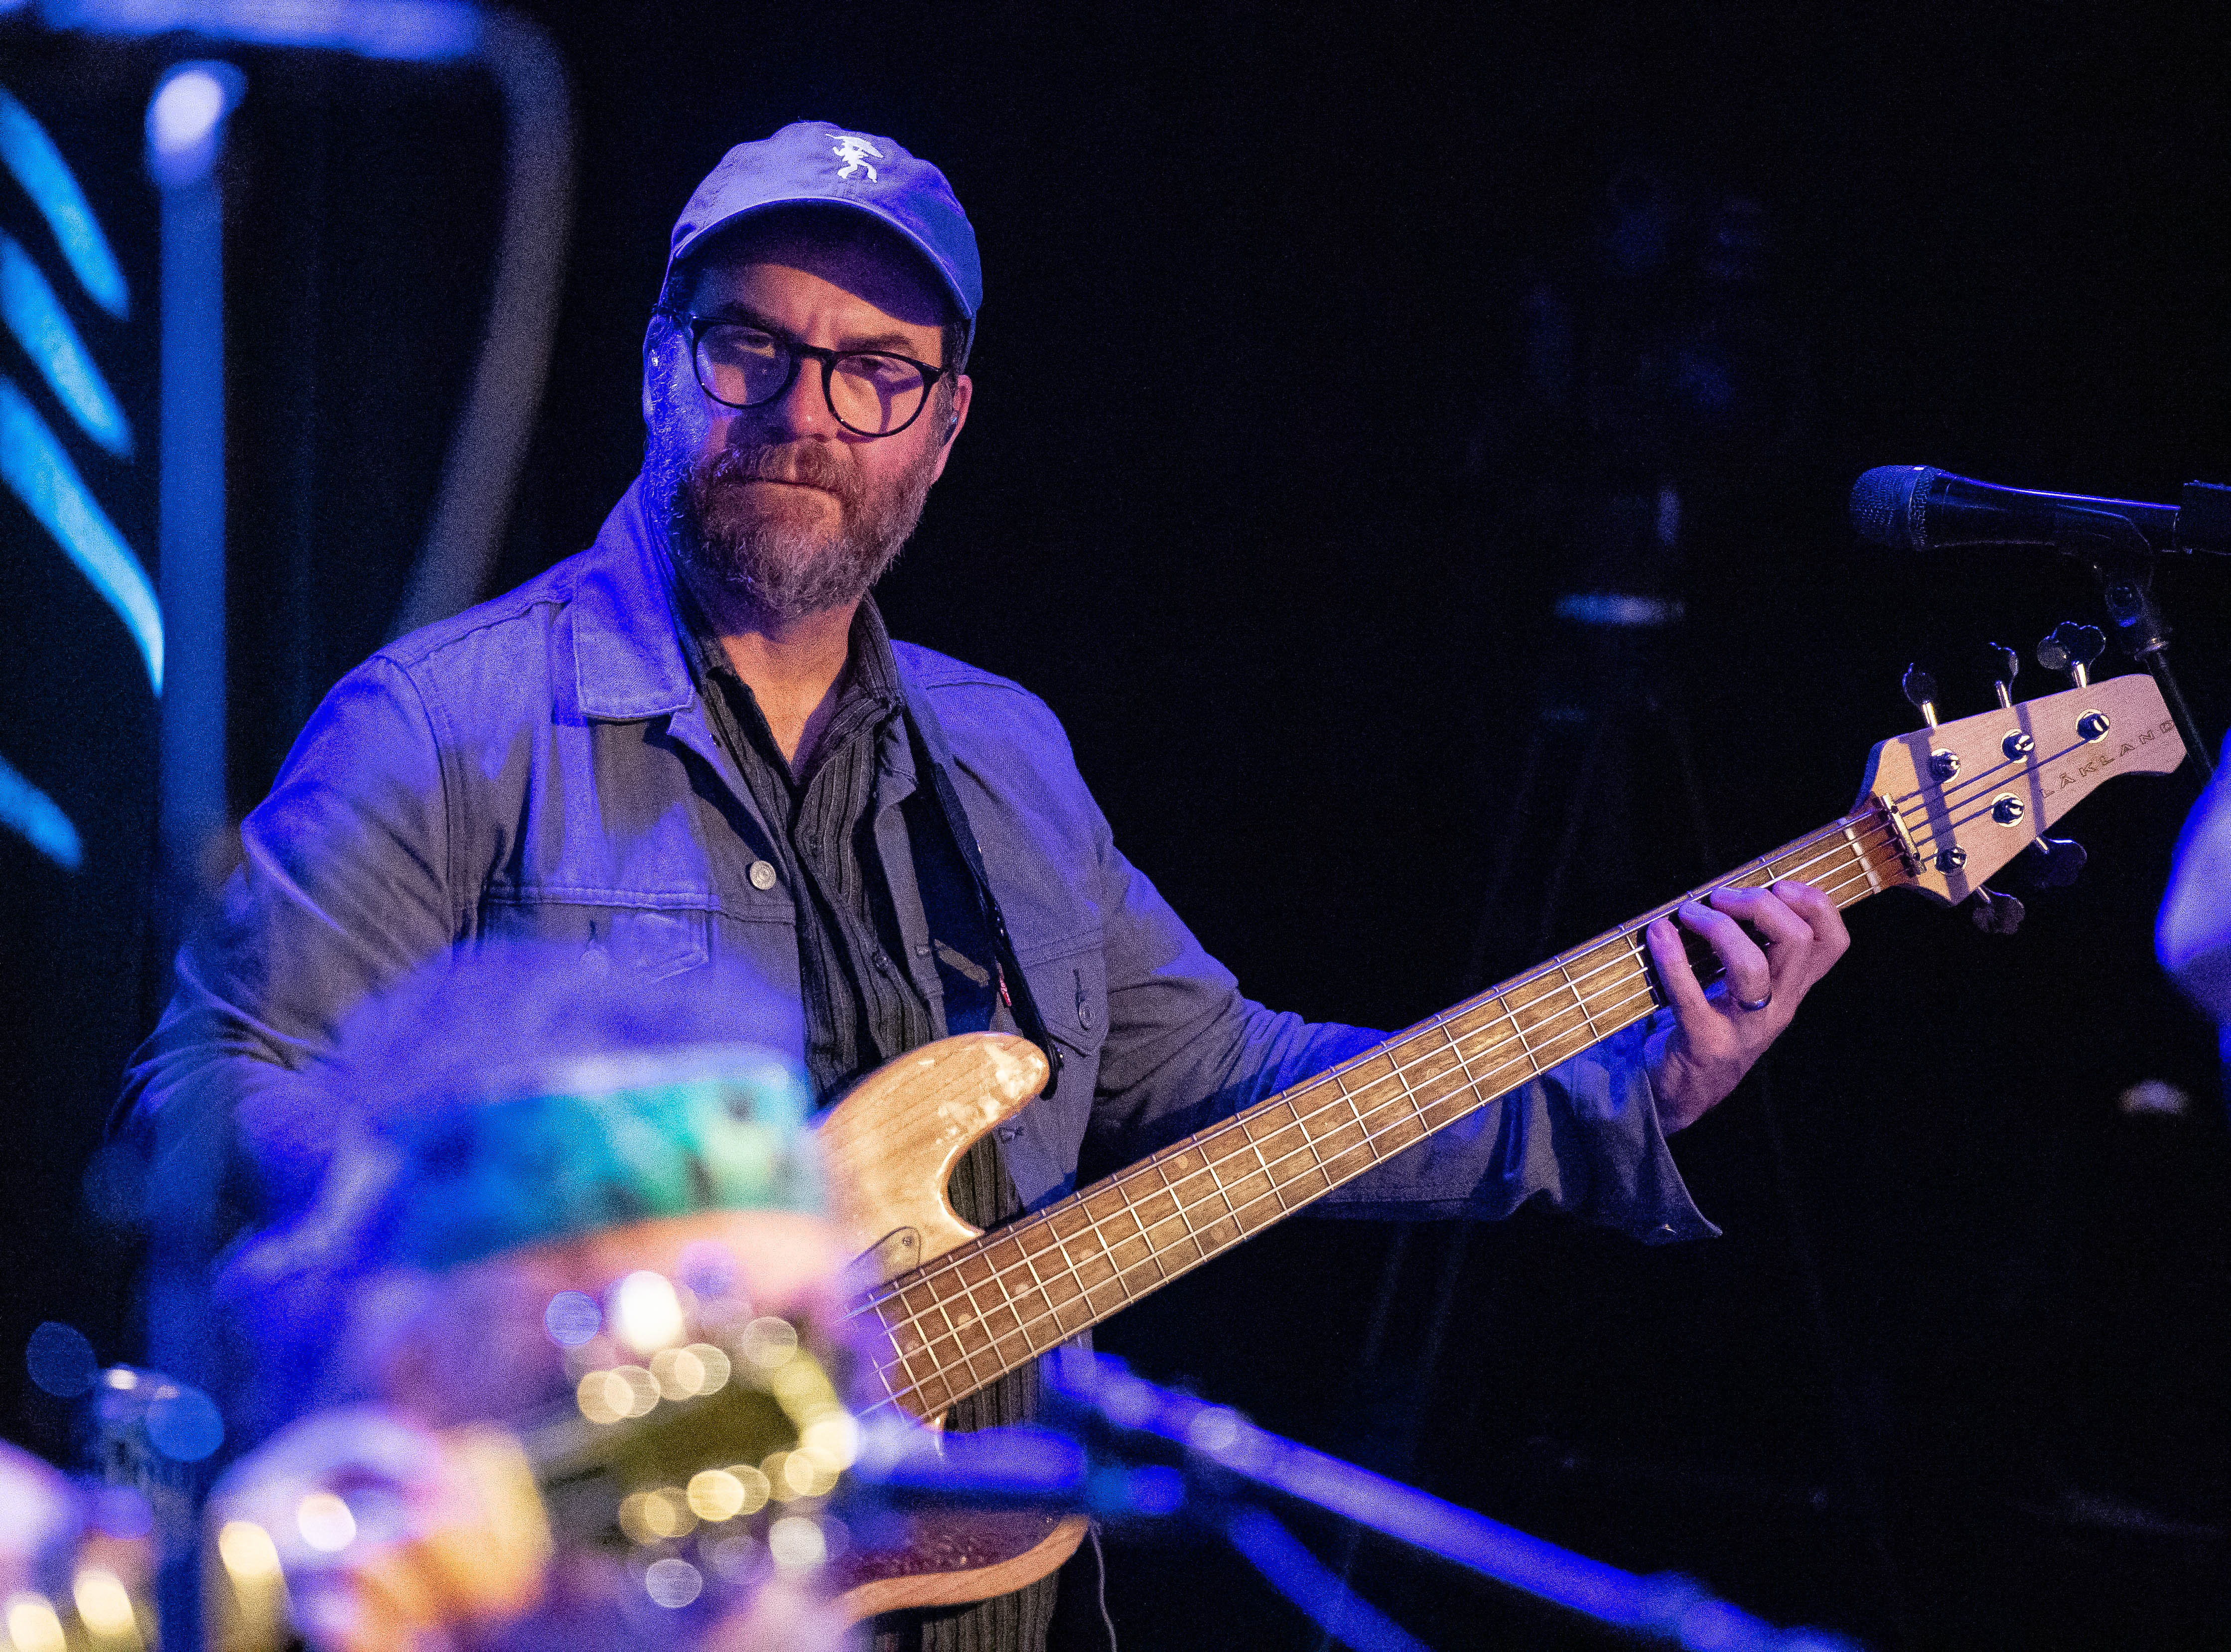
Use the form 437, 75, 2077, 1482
819, 669, 2186, 1618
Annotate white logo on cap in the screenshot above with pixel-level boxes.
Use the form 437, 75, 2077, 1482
828, 132, 884, 182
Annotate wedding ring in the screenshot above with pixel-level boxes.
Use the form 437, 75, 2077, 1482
1734, 991, 1773, 1012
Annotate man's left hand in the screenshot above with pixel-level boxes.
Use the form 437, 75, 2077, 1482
1642, 879, 1850, 1132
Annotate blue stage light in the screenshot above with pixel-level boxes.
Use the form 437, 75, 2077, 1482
147, 64, 226, 157
0, 374, 162, 691
0, 88, 129, 318
37, 0, 481, 61
0, 748, 83, 869
0, 232, 131, 454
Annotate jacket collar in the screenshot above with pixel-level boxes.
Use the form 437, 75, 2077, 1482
570, 477, 701, 722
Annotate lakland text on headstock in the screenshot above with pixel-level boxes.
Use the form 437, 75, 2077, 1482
1855, 672, 2184, 906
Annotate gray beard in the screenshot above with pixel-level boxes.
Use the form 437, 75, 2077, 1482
652, 434, 938, 625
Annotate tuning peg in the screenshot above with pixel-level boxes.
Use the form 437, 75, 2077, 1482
1902, 662, 1940, 728
1994, 835, 2087, 895
1985, 641, 2021, 708
2037, 622, 2106, 688
1967, 886, 2027, 935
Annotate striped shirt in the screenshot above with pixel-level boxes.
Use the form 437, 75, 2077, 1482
675, 593, 1064, 1652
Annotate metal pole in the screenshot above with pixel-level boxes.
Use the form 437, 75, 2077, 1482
146, 62, 244, 1652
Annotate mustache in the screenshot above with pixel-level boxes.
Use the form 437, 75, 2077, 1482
702, 444, 853, 496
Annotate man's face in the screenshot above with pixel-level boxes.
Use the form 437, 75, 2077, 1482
642, 224, 972, 625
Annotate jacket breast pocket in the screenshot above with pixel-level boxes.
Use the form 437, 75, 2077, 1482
477, 900, 710, 981
1019, 930, 1107, 1066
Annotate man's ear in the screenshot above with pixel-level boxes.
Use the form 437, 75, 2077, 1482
941, 373, 972, 443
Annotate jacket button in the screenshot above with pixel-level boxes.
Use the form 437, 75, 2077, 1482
748, 860, 778, 891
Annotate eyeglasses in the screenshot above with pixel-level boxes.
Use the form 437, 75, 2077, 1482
655, 306, 947, 438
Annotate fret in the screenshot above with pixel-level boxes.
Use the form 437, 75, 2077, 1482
1126, 1163, 1194, 1260
1556, 964, 1600, 1041
1286, 1092, 1335, 1199
1331, 1066, 1385, 1162
944, 1251, 999, 1352
1004, 1213, 1053, 1311
1148, 1151, 1211, 1267
1091, 1183, 1156, 1279
921, 1280, 990, 1394
1042, 1210, 1103, 1323
1236, 1112, 1287, 1212
1500, 1001, 1540, 1076
1142, 1145, 1210, 1251
1072, 1189, 1141, 1316
1243, 1102, 1314, 1208
867, 809, 1931, 1417
1365, 1043, 1434, 1158
1107, 1171, 1174, 1286
1020, 1225, 1083, 1341
1205, 1132, 1258, 1239
869, 1346, 902, 1405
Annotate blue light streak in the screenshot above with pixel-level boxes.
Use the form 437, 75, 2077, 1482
0, 232, 131, 454
38, 0, 482, 60
0, 747, 83, 870
0, 375, 162, 691
0, 88, 129, 318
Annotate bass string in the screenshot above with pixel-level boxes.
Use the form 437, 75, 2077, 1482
865, 842, 1898, 1417
854, 816, 1898, 1364
858, 826, 1905, 1414
859, 816, 1896, 1370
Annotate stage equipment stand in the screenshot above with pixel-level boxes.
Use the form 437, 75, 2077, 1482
1330, 158, 1911, 1646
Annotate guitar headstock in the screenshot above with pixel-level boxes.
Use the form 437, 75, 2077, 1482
1854, 671, 2185, 905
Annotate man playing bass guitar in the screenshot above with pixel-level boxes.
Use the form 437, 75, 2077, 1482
120, 122, 1849, 1651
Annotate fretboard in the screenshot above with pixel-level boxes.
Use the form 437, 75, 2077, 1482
856, 802, 1914, 1420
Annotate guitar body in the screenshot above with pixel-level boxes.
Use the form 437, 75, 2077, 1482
815, 1033, 1088, 1622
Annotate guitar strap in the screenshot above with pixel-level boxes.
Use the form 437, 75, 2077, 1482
898, 694, 1064, 1100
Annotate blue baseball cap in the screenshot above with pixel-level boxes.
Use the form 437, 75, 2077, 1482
666, 121, 982, 341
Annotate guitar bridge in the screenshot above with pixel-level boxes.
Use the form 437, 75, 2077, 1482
1873, 792, 1922, 876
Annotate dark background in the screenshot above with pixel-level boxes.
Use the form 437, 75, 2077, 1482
5, 3, 2230, 1647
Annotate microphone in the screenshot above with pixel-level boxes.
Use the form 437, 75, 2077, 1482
1850, 465, 2231, 556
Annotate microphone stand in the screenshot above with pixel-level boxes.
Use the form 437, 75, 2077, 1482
2061, 508, 2216, 782
858, 1352, 1865, 1652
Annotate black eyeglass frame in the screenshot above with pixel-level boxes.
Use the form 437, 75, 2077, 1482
653, 305, 950, 438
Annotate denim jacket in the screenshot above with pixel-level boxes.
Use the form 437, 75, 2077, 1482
120, 480, 1711, 1243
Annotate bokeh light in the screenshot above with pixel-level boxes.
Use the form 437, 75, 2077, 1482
738, 1316, 797, 1369
799, 1412, 859, 1471
723, 1464, 772, 1516
24, 1321, 96, 1397
4, 1593, 66, 1652
767, 1515, 826, 1569
296, 1491, 356, 1553
544, 1290, 601, 1348
643, 1557, 702, 1609
143, 1383, 224, 1462
649, 1344, 703, 1400
216, 1522, 282, 1583
611, 1271, 685, 1355
686, 1469, 744, 1521
617, 1488, 696, 1545
69, 1567, 137, 1641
